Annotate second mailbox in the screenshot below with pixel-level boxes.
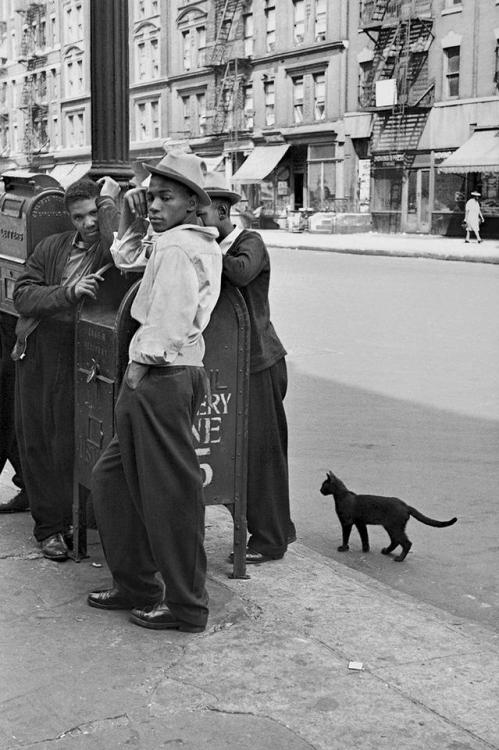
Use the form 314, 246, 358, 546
0, 171, 72, 316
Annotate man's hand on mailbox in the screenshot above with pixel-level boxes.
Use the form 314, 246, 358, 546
73, 272, 105, 301
124, 187, 148, 220
125, 362, 149, 390
97, 175, 121, 202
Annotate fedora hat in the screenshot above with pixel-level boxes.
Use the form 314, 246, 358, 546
470, 191, 481, 197
203, 170, 241, 205
143, 152, 211, 206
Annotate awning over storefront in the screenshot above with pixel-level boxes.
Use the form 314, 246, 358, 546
232, 144, 289, 184
49, 161, 92, 188
202, 155, 224, 172
438, 128, 499, 173
344, 113, 373, 139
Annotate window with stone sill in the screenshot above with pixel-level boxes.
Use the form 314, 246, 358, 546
266, 6, 276, 52
182, 29, 191, 71
32, 115, 48, 150
243, 13, 254, 56
181, 95, 191, 134
358, 60, 373, 107
196, 26, 206, 67
0, 118, 9, 153
293, 76, 304, 123
264, 80, 275, 126
65, 111, 85, 148
52, 116, 59, 149
243, 84, 254, 129
293, 0, 305, 44
315, 0, 327, 42
444, 45, 460, 98
197, 93, 206, 136
135, 99, 160, 141
314, 72, 326, 120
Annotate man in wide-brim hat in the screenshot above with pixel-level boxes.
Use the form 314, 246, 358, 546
198, 172, 296, 565
88, 152, 222, 633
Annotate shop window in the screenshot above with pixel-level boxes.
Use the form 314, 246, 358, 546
243, 12, 253, 56
292, 76, 303, 123
265, 5, 276, 52
314, 72, 326, 120
264, 80, 275, 126
315, 0, 327, 42
293, 0, 305, 44
308, 144, 336, 211
444, 46, 460, 98
433, 170, 465, 212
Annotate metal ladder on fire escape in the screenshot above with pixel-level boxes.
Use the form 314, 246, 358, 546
210, 0, 247, 134
17, 2, 47, 166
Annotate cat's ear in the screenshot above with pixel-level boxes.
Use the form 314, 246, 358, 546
327, 470, 333, 479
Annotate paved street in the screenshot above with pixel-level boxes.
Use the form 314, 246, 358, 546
268, 247, 499, 632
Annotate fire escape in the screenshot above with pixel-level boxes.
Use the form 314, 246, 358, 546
208, 0, 251, 138
0, 21, 8, 157
359, 0, 434, 162
16, 1, 48, 167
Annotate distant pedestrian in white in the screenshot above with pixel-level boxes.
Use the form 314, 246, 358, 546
464, 191, 484, 243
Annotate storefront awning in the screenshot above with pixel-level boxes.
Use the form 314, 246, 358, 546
344, 113, 373, 139
49, 161, 92, 188
438, 128, 499, 173
232, 144, 289, 184
202, 155, 224, 172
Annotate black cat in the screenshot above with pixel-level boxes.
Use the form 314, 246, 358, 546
320, 471, 457, 562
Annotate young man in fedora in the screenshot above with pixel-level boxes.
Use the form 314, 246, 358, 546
88, 153, 221, 633
198, 172, 296, 565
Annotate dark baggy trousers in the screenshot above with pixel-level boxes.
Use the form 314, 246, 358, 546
246, 357, 293, 558
15, 320, 74, 541
0, 314, 24, 491
92, 365, 209, 628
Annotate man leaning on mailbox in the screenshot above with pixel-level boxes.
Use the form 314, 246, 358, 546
12, 176, 120, 561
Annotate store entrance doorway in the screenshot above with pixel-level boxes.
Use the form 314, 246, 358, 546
403, 168, 431, 233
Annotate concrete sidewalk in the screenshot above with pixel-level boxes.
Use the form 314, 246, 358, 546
258, 228, 499, 264
1, 468, 498, 749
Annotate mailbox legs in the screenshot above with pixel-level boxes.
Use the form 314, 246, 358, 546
71, 480, 88, 562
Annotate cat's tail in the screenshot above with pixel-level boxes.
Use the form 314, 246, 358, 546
408, 507, 457, 528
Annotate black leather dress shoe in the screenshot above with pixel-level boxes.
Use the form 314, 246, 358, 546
130, 603, 205, 632
87, 587, 134, 610
40, 533, 68, 561
0, 490, 30, 513
245, 550, 283, 564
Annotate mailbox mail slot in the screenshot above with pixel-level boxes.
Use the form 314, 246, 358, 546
73, 278, 250, 578
0, 171, 72, 315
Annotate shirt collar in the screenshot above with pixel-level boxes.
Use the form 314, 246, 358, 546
219, 226, 243, 255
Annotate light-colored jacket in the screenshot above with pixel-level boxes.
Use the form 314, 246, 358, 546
111, 222, 221, 367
